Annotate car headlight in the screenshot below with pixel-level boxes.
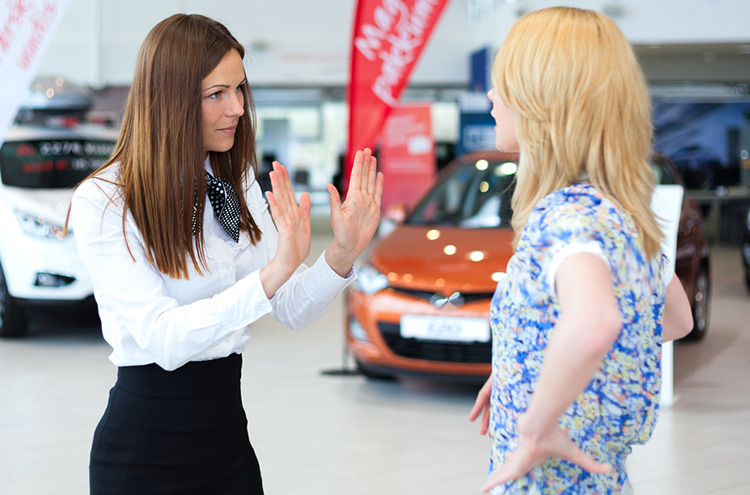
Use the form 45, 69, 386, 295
353, 261, 389, 295
348, 316, 370, 343
15, 210, 65, 240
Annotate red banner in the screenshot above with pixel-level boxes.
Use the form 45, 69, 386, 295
346, 0, 449, 192
0, 0, 71, 147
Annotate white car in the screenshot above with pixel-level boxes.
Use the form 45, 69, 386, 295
0, 124, 118, 337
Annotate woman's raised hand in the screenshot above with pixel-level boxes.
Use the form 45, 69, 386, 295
260, 161, 311, 298
325, 148, 384, 277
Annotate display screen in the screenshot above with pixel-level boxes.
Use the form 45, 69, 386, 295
0, 139, 115, 189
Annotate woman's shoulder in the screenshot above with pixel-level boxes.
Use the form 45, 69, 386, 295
530, 183, 626, 238
73, 163, 123, 205
533, 183, 605, 221
541, 183, 606, 208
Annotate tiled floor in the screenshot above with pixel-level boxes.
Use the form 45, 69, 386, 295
0, 228, 748, 494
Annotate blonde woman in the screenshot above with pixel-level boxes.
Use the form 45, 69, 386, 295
70, 14, 382, 494
469, 7, 693, 494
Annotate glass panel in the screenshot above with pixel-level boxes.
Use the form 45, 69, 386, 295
406, 158, 516, 228
651, 159, 679, 185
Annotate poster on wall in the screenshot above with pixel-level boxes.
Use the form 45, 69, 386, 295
457, 91, 495, 155
378, 103, 436, 212
0, 0, 71, 146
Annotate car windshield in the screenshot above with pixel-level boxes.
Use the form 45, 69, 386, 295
406, 157, 517, 228
0, 139, 114, 189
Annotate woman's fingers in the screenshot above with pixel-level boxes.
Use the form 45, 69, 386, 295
327, 183, 342, 215
364, 154, 377, 196
298, 191, 312, 217
469, 376, 491, 420
560, 444, 610, 475
373, 167, 384, 206
267, 173, 284, 216
347, 150, 364, 195
360, 148, 372, 192
370, 157, 379, 196
271, 161, 293, 207
480, 427, 611, 493
469, 377, 492, 435
468, 394, 486, 422
270, 160, 312, 226
340, 148, 381, 201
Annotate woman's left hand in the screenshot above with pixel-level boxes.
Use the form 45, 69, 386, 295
481, 417, 610, 493
325, 148, 384, 277
469, 375, 492, 436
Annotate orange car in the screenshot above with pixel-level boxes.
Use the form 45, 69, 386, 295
346, 151, 518, 380
345, 150, 710, 380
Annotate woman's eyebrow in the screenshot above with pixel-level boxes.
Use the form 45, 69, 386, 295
203, 78, 247, 92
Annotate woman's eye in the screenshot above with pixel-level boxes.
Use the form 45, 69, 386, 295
208, 91, 222, 99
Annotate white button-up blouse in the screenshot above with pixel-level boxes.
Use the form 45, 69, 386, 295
70, 163, 353, 371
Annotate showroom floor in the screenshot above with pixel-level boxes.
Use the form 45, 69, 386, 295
0, 225, 748, 495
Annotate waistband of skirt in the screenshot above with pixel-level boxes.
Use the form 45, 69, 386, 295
115, 353, 242, 398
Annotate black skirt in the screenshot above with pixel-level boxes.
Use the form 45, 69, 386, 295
90, 353, 263, 495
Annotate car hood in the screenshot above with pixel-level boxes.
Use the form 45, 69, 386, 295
1, 186, 75, 228
370, 224, 515, 294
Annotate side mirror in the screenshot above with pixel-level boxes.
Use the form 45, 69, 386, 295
384, 203, 407, 224
378, 203, 408, 238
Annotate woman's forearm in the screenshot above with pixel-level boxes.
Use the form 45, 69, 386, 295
521, 313, 618, 437
662, 274, 693, 342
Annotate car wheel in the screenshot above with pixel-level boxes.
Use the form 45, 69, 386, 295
683, 264, 710, 341
355, 358, 396, 381
742, 241, 750, 292
0, 263, 29, 338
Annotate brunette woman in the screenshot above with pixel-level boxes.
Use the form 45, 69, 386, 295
70, 14, 382, 495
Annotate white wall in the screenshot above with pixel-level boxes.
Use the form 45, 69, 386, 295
469, 0, 750, 48
37, 0, 472, 88
37, 0, 750, 89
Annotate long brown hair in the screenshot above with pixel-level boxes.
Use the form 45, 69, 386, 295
80, 14, 261, 279
493, 7, 663, 259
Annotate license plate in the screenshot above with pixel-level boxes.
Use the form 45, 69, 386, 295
400, 315, 490, 343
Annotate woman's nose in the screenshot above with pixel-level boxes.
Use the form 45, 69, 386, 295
228, 91, 244, 116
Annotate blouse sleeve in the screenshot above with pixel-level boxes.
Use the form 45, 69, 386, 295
535, 200, 611, 298
71, 178, 274, 371
245, 180, 355, 331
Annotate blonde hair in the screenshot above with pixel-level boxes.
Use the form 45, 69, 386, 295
493, 7, 663, 259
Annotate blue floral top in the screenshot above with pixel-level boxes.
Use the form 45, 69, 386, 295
488, 183, 669, 494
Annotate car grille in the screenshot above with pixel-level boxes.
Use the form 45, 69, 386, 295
391, 287, 495, 305
377, 322, 491, 364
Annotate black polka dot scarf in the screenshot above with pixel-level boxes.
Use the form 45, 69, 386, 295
203, 172, 241, 242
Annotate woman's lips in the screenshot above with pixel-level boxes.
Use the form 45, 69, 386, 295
218, 126, 236, 134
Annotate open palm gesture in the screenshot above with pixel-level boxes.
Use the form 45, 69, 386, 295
260, 160, 311, 298
325, 148, 384, 277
